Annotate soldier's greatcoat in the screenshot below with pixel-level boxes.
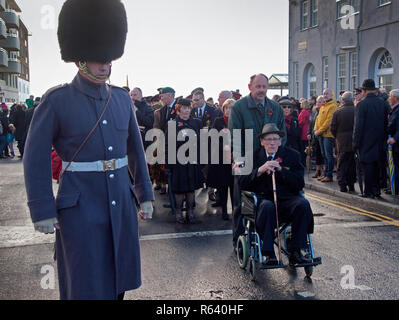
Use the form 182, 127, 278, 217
23, 73, 154, 299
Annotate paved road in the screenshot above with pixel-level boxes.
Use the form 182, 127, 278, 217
1, 157, 399, 300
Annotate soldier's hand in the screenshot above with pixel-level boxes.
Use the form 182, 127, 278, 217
140, 201, 153, 220
34, 217, 59, 234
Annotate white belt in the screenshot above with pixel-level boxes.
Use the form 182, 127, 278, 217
62, 157, 128, 172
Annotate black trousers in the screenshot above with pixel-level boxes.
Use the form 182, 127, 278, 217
337, 152, 356, 188
256, 196, 314, 253
313, 136, 324, 166
219, 183, 234, 213
362, 161, 380, 196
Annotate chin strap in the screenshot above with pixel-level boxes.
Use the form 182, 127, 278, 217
78, 61, 110, 83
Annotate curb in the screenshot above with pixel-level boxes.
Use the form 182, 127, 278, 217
305, 182, 399, 216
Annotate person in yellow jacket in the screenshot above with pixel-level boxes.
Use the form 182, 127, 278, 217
314, 89, 338, 182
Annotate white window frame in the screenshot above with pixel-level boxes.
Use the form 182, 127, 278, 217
375, 50, 394, 91
349, 52, 357, 91
337, 54, 347, 93
322, 57, 329, 91
310, 0, 318, 27
301, 0, 309, 30
308, 65, 317, 98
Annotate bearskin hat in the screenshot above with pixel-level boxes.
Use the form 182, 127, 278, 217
57, 0, 128, 63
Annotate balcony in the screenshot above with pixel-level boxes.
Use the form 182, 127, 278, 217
0, 10, 19, 29
0, 33, 19, 51
0, 58, 20, 73
0, 18, 6, 39
0, 47, 7, 67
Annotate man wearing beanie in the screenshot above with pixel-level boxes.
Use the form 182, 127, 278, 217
23, 0, 154, 300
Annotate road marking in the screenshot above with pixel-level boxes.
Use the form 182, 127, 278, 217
0, 220, 394, 248
139, 229, 232, 241
306, 193, 399, 227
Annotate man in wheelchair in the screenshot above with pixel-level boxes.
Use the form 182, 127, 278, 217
239, 123, 314, 266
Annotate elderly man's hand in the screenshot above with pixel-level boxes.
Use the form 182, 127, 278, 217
258, 160, 281, 176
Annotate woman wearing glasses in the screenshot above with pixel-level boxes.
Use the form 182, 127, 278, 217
278, 96, 302, 153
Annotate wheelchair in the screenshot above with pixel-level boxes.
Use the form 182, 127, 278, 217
236, 191, 322, 281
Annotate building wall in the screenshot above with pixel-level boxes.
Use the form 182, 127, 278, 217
289, 0, 399, 98
0, 0, 29, 105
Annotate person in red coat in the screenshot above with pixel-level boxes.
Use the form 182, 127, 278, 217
51, 150, 62, 184
298, 99, 311, 166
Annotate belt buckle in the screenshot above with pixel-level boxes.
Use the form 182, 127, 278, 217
103, 159, 116, 171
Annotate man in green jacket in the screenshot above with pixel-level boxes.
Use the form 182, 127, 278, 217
228, 73, 286, 249
25, 95, 34, 109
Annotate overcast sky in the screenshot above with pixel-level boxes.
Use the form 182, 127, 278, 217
17, 0, 289, 100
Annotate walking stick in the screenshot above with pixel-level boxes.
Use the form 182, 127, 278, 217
272, 172, 283, 264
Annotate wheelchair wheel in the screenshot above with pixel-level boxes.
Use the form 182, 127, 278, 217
237, 235, 249, 269
249, 257, 256, 281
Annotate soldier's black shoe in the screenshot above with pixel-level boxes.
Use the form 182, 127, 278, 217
289, 249, 312, 265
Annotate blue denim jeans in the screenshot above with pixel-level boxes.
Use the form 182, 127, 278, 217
319, 137, 335, 178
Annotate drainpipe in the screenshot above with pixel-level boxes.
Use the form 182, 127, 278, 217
356, 0, 364, 87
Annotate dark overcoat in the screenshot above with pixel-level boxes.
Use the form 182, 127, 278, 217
10, 107, 26, 140
353, 93, 387, 163
388, 104, 399, 153
285, 115, 301, 153
166, 116, 204, 193
191, 104, 218, 128
239, 146, 306, 200
23, 73, 154, 300
207, 117, 233, 188
330, 102, 355, 153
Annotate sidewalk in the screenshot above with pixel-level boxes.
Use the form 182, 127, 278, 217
304, 169, 399, 216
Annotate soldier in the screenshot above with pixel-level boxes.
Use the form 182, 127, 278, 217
23, 0, 154, 300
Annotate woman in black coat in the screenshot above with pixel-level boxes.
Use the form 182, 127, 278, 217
166, 98, 203, 224
279, 97, 301, 153
9, 104, 26, 158
206, 99, 235, 220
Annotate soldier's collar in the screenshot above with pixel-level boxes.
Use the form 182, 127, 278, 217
72, 73, 109, 100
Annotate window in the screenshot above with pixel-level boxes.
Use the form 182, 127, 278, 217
322, 57, 329, 91
337, 54, 347, 92
337, 0, 360, 18
293, 62, 299, 98
310, 0, 318, 27
308, 65, 317, 97
375, 50, 394, 92
301, 1, 309, 30
378, 0, 391, 6
349, 52, 357, 91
